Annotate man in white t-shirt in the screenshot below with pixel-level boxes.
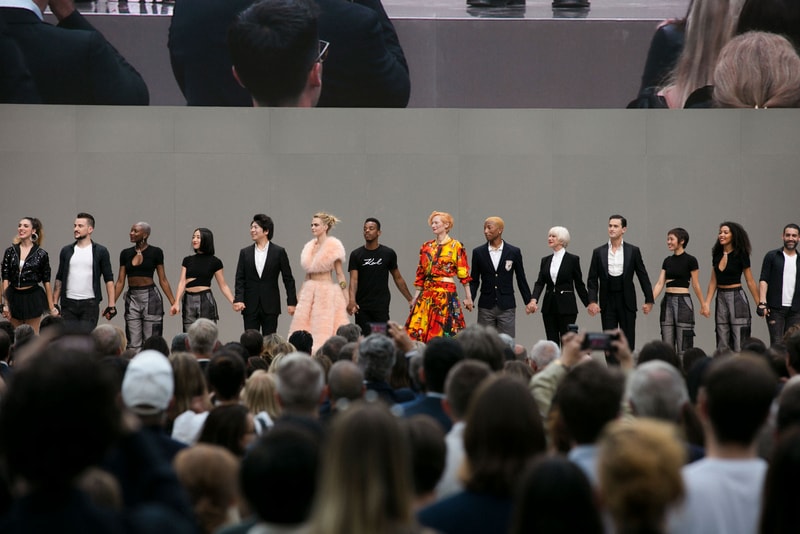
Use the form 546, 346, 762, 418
758, 223, 800, 346
668, 355, 777, 534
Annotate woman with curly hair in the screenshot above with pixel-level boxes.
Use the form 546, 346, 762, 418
1, 217, 58, 331
289, 212, 349, 353
406, 211, 472, 343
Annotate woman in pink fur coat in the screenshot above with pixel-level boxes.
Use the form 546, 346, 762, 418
289, 212, 350, 352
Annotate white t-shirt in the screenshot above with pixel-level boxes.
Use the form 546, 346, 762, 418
66, 244, 95, 299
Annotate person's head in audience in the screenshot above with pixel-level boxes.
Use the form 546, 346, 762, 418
241, 422, 321, 528
513, 344, 528, 361
503, 360, 533, 383
142, 334, 169, 357
0, 345, 120, 492
556, 361, 625, 446
408, 352, 424, 391
326, 360, 364, 410
627, 360, 689, 422
389, 347, 411, 390
737, 0, 800, 49
336, 323, 362, 344
510, 456, 603, 534
784, 330, 800, 376
0, 331, 10, 365
456, 324, 506, 371
288, 330, 313, 354
276, 352, 324, 418
170, 351, 212, 418
419, 337, 464, 394
357, 334, 395, 383
171, 332, 189, 354
528, 339, 559, 373
337, 341, 357, 362
637, 340, 680, 370
263, 332, 286, 358
318, 335, 347, 361
0, 320, 14, 344
187, 318, 220, 358
741, 336, 768, 355
240, 329, 265, 357
207, 350, 247, 403
776, 377, 800, 436
174, 444, 240, 534
313, 352, 332, 383
13, 324, 35, 350
311, 402, 415, 533
462, 376, 546, 497
222, 341, 250, 363
198, 404, 256, 457
402, 415, 446, 510
228, 0, 322, 108
598, 419, 685, 534
247, 355, 270, 376
700, 355, 776, 451
444, 359, 492, 424
243, 370, 282, 420
713, 32, 800, 108
759, 425, 800, 534
682, 347, 708, 375
38, 314, 64, 336
121, 350, 174, 427
767, 343, 790, 379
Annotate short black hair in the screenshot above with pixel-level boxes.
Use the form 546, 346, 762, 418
228, 0, 319, 106
784, 223, 800, 233
637, 340, 681, 371
198, 404, 251, 457
241, 329, 265, 357
194, 227, 215, 255
364, 218, 381, 230
668, 227, 690, 248
76, 212, 95, 228
142, 335, 170, 356
609, 214, 627, 228
556, 361, 624, 444
423, 337, 464, 393
207, 350, 247, 401
252, 214, 275, 239
288, 330, 313, 354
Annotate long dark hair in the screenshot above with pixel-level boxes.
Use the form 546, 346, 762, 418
712, 221, 752, 258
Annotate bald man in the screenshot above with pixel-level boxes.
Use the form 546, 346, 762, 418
468, 217, 534, 338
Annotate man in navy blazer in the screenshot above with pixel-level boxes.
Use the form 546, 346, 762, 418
1, 0, 148, 105
168, 0, 409, 107
234, 214, 297, 335
587, 214, 654, 350
758, 223, 800, 345
468, 217, 534, 338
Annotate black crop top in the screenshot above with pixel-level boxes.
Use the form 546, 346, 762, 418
182, 254, 223, 288
120, 246, 164, 278
2, 244, 51, 287
662, 253, 698, 289
713, 252, 750, 286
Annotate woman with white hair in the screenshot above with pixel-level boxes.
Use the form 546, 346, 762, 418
529, 227, 589, 345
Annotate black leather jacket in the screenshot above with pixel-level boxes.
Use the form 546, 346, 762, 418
2, 244, 51, 287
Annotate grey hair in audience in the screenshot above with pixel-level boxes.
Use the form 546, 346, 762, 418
530, 340, 560, 370
336, 323, 362, 343
357, 334, 396, 382
92, 324, 123, 356
498, 333, 514, 350
187, 318, 218, 355
276, 352, 324, 413
328, 360, 364, 403
626, 360, 689, 422
456, 324, 505, 371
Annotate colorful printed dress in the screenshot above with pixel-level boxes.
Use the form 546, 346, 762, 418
406, 238, 471, 343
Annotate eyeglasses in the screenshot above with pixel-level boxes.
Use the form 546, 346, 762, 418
316, 40, 330, 64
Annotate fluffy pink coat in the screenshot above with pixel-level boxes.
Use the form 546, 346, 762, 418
289, 236, 349, 352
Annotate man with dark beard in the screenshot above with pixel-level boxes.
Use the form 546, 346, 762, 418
758, 224, 800, 345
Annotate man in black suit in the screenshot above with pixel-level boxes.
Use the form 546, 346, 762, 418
587, 214, 654, 350
0, 0, 148, 105
758, 223, 800, 346
234, 214, 297, 335
168, 0, 409, 107
468, 217, 534, 339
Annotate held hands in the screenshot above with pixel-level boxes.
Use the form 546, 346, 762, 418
587, 302, 601, 316
169, 303, 180, 316
642, 303, 653, 315
287, 305, 296, 316
233, 302, 245, 312
526, 300, 538, 314
463, 297, 474, 312
700, 303, 711, 318
102, 306, 117, 320
347, 300, 359, 316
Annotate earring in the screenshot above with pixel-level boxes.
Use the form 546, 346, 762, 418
31, 232, 39, 243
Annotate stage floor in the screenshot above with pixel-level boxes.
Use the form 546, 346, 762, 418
75, 0, 690, 21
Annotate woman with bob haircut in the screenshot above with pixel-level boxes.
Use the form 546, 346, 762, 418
406, 211, 472, 343
170, 227, 236, 332
702, 221, 759, 352
651, 227, 706, 354
418, 375, 546, 534
529, 226, 590, 345
2, 216, 58, 331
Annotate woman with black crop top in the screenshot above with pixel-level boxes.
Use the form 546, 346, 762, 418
702, 222, 760, 353
113, 222, 176, 351
170, 228, 235, 332
1, 217, 59, 332
651, 228, 705, 354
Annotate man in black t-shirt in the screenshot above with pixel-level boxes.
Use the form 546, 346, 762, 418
347, 218, 413, 337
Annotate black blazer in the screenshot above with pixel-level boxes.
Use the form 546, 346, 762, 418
759, 248, 800, 311
587, 242, 654, 312
168, 0, 409, 107
1, 8, 148, 105
234, 243, 297, 315
531, 252, 589, 315
469, 242, 532, 311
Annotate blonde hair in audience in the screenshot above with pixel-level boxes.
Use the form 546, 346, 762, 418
713, 32, 800, 108
242, 370, 282, 418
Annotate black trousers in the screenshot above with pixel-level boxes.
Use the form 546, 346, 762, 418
600, 290, 636, 350
243, 305, 278, 335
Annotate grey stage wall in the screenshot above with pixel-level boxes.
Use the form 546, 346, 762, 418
1, 105, 797, 353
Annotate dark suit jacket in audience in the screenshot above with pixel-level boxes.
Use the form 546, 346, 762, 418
168, 0, 410, 107
1, 8, 148, 105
